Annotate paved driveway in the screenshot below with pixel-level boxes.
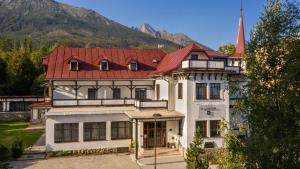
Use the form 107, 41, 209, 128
138, 155, 185, 169
9, 154, 139, 169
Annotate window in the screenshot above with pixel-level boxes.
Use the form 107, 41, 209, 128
156, 84, 160, 100
100, 60, 109, 70
210, 120, 221, 137
190, 54, 198, 60
135, 88, 147, 100
196, 83, 207, 100
84, 122, 106, 141
130, 62, 138, 71
111, 121, 132, 140
0, 102, 3, 111
178, 83, 183, 99
88, 88, 97, 100
70, 61, 78, 71
210, 83, 221, 99
195, 121, 207, 138
112, 88, 121, 99
54, 123, 78, 143
9, 102, 31, 111
178, 119, 183, 136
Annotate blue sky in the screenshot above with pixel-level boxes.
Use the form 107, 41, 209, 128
56, 0, 266, 50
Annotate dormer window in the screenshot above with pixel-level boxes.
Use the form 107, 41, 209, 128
191, 54, 198, 60
70, 60, 79, 71
100, 60, 109, 71
129, 61, 138, 71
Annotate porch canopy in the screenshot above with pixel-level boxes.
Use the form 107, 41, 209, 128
125, 109, 184, 120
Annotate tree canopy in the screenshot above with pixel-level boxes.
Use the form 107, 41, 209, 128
224, 0, 300, 168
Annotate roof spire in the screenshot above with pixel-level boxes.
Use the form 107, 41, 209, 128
236, 0, 245, 55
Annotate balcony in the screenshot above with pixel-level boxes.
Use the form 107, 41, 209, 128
182, 60, 225, 69
225, 66, 240, 73
134, 100, 168, 109
52, 98, 168, 109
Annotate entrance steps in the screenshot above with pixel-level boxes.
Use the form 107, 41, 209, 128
140, 147, 181, 158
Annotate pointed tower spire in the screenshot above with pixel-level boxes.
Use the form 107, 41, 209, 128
235, 0, 245, 55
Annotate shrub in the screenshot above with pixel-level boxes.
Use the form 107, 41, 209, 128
11, 139, 24, 159
0, 144, 10, 161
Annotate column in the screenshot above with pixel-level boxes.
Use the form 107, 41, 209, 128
106, 121, 111, 140
207, 120, 210, 138
79, 122, 84, 143
207, 83, 210, 99
135, 119, 139, 159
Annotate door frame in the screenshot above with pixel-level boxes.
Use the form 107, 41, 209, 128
143, 121, 166, 148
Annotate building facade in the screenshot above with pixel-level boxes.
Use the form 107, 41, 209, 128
39, 43, 243, 158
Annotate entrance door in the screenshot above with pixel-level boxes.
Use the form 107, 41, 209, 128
143, 122, 166, 148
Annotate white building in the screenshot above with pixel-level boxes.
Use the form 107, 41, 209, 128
38, 42, 243, 158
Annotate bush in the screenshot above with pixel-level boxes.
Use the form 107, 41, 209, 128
0, 144, 10, 161
11, 139, 24, 159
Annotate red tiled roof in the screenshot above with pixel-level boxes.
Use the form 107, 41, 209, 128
30, 102, 51, 107
43, 44, 229, 79
153, 44, 214, 75
43, 47, 166, 80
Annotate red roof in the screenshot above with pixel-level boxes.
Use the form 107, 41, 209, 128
43, 47, 166, 80
152, 44, 226, 75
43, 44, 230, 79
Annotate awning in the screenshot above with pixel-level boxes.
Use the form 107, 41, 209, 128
47, 106, 136, 116
125, 109, 184, 120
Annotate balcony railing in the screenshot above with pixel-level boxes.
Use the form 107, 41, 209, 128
182, 60, 225, 69
134, 100, 168, 109
182, 60, 241, 73
52, 98, 168, 109
225, 66, 240, 73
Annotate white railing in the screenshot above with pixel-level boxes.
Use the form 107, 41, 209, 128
225, 66, 240, 73
182, 60, 225, 69
208, 61, 224, 69
134, 100, 168, 108
52, 99, 166, 108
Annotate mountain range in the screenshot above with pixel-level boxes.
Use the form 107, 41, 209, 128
0, 0, 211, 51
136, 24, 212, 50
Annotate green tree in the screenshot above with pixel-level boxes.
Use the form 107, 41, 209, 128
185, 128, 209, 169
6, 48, 36, 95
218, 43, 236, 55
227, 0, 300, 168
30, 74, 45, 95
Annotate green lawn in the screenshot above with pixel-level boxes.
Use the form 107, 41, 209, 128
0, 122, 42, 148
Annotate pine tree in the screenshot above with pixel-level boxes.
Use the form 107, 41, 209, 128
185, 128, 209, 169
230, 0, 300, 168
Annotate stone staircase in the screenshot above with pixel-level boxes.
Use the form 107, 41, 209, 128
140, 147, 181, 158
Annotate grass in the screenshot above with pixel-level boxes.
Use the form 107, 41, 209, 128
0, 122, 42, 149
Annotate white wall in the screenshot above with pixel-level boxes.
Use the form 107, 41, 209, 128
174, 73, 230, 148
46, 113, 131, 152
155, 79, 169, 100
